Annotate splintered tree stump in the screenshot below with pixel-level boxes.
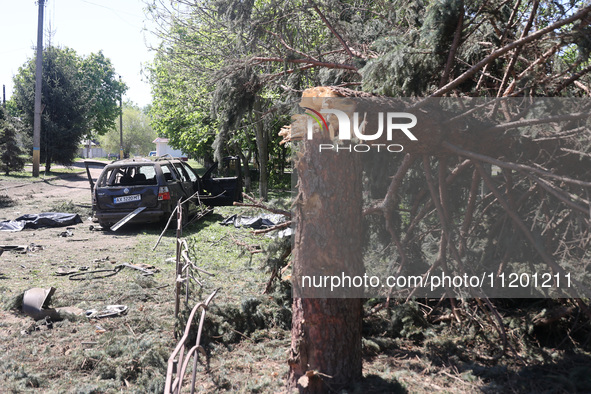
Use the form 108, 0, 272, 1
289, 86, 364, 392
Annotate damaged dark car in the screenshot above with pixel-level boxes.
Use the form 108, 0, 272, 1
85, 156, 242, 229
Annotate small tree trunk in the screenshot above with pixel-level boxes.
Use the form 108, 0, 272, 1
253, 97, 268, 200
45, 155, 51, 173
234, 145, 252, 193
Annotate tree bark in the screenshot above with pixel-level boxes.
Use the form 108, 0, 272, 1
289, 298, 363, 392
289, 87, 364, 392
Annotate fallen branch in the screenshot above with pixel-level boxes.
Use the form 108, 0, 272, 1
251, 56, 358, 71
253, 221, 292, 235
309, 0, 356, 59
235, 193, 292, 218
426, 4, 591, 98
443, 141, 591, 188
231, 236, 263, 254
475, 161, 591, 302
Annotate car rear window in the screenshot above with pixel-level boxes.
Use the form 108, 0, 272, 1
99, 165, 158, 187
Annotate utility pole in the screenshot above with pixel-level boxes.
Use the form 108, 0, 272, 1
119, 76, 123, 160
33, 0, 46, 177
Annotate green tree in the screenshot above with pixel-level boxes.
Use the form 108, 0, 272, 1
99, 103, 157, 157
0, 106, 25, 175
11, 46, 126, 171
145, 3, 237, 167
148, 51, 217, 165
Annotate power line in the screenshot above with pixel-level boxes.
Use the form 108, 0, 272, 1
79, 0, 145, 29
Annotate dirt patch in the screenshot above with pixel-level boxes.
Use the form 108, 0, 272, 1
0, 166, 182, 392
0, 164, 142, 290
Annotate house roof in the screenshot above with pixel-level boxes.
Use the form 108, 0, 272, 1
153, 137, 169, 143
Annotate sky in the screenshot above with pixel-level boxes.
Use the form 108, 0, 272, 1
0, 0, 159, 108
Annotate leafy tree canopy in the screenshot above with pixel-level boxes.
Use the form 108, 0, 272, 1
99, 103, 157, 157
11, 46, 126, 170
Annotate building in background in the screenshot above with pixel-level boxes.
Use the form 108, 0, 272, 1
79, 139, 105, 159
152, 137, 186, 158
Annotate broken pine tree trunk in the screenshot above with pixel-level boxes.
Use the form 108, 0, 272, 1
288, 87, 366, 392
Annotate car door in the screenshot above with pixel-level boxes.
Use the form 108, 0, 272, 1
199, 156, 243, 206
173, 161, 201, 210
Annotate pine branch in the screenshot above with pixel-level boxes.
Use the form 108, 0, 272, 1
265, 29, 319, 62
309, 0, 356, 59
554, 64, 591, 95
526, 173, 591, 215
231, 235, 263, 254
481, 112, 589, 133
253, 221, 292, 235
426, 4, 591, 99
497, 0, 540, 98
442, 141, 591, 188
475, 161, 591, 301
503, 44, 560, 96
251, 56, 358, 71
459, 169, 480, 257
574, 80, 591, 95
439, 2, 465, 88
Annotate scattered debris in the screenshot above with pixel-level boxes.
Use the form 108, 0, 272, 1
28, 243, 44, 252
22, 287, 56, 320
0, 244, 44, 254
221, 213, 293, 237
65, 263, 158, 280
21, 287, 85, 321
110, 206, 147, 231
117, 262, 159, 276
69, 265, 124, 280
55, 266, 89, 276
58, 227, 75, 237
86, 305, 128, 319
93, 256, 116, 264
234, 193, 291, 218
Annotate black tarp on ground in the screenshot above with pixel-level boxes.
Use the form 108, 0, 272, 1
220, 214, 285, 229
0, 212, 83, 232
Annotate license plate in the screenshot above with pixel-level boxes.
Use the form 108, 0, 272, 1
113, 194, 141, 204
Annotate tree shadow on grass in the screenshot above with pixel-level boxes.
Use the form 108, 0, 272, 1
350, 374, 407, 393
475, 352, 591, 393
185, 212, 225, 234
